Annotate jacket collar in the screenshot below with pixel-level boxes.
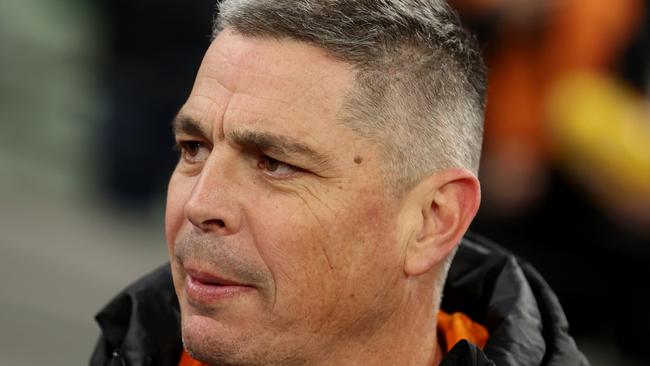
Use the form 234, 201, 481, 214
94, 264, 182, 366
443, 233, 588, 366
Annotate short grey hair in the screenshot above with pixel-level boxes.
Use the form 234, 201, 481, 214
214, 0, 486, 192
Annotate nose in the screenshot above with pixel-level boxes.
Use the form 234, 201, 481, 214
183, 155, 242, 236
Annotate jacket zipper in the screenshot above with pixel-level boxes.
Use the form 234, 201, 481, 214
110, 349, 127, 366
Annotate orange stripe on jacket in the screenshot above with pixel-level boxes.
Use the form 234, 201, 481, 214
437, 310, 489, 353
178, 351, 207, 366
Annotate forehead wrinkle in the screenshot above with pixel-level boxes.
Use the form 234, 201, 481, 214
199, 67, 298, 110
191, 79, 232, 111
178, 70, 234, 141
222, 105, 294, 129
204, 53, 312, 114
231, 90, 294, 108
209, 45, 313, 90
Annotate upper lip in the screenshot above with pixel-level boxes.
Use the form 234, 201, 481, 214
185, 267, 250, 287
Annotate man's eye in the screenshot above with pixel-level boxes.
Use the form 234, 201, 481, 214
257, 155, 299, 178
177, 141, 210, 164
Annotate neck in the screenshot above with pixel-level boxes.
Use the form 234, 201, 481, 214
317, 283, 441, 366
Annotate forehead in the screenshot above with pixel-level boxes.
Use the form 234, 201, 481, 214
183, 29, 357, 142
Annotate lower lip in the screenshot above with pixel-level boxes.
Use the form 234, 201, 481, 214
185, 275, 253, 304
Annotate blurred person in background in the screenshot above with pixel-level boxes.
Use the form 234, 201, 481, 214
90, 1, 588, 365
451, 0, 650, 362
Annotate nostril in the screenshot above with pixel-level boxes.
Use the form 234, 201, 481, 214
209, 219, 225, 228
198, 219, 226, 231
194, 218, 228, 233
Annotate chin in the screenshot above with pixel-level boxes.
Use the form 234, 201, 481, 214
181, 314, 309, 366
182, 315, 248, 366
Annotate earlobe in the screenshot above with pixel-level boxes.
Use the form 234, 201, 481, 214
404, 168, 481, 276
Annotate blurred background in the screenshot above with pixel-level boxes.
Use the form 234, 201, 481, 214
0, 0, 647, 365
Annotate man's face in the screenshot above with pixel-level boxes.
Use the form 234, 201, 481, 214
166, 29, 411, 365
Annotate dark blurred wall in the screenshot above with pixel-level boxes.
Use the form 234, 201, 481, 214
98, 0, 217, 209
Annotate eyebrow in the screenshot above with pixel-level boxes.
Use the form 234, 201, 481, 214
172, 114, 209, 139
171, 113, 330, 168
230, 129, 330, 167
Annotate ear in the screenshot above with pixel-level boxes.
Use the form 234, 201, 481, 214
404, 168, 481, 276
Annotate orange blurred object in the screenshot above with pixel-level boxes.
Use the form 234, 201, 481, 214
452, 0, 645, 213
484, 0, 644, 156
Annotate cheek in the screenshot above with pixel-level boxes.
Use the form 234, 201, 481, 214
329, 190, 404, 297
165, 172, 194, 253
246, 196, 338, 304
338, 186, 398, 247
252, 202, 327, 282
255, 188, 399, 302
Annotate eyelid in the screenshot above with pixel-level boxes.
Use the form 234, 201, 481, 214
258, 154, 303, 179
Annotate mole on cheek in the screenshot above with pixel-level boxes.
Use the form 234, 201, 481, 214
353, 156, 363, 164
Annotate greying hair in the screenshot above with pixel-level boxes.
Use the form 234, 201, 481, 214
214, 0, 486, 192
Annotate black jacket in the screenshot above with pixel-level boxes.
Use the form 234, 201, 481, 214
90, 233, 589, 366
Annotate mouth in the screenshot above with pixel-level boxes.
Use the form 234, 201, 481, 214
184, 268, 255, 305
